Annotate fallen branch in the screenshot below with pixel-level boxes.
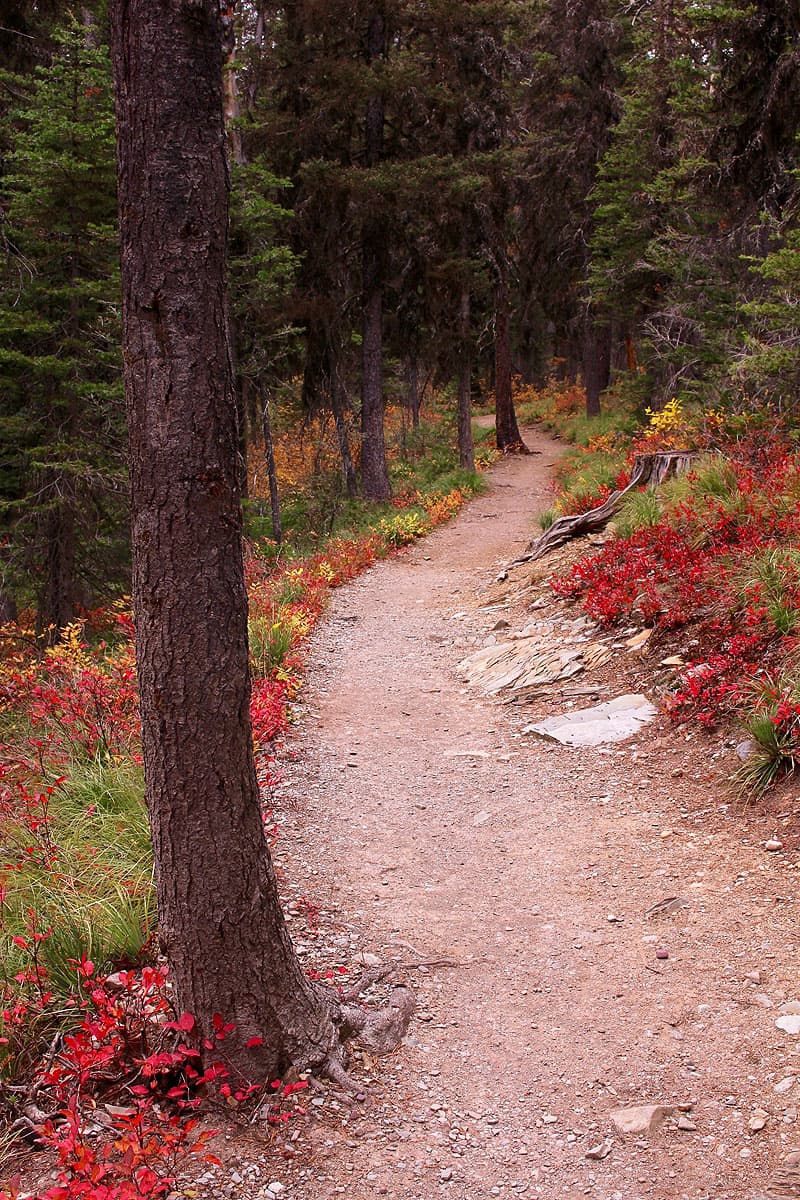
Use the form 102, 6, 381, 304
508, 450, 697, 568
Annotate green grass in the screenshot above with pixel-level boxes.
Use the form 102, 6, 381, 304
248, 604, 296, 674
614, 487, 663, 538
553, 447, 626, 514
732, 671, 800, 802
1, 760, 154, 1007
735, 546, 800, 637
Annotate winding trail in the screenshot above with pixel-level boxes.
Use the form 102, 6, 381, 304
266, 430, 800, 1200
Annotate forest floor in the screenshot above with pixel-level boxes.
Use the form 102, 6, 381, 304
197, 429, 800, 1200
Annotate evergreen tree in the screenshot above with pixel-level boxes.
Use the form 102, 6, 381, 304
517, 0, 621, 412
0, 18, 124, 630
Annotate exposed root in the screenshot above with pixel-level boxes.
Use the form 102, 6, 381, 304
337, 984, 416, 1055
340, 963, 397, 1003
322, 1051, 361, 1094
507, 450, 696, 567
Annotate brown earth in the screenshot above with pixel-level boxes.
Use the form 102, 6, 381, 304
188, 427, 800, 1200
24, 429, 800, 1200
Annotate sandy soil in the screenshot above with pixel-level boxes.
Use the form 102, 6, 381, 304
230, 428, 800, 1200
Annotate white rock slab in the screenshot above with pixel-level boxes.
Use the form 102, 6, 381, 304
610, 1103, 672, 1135
523, 693, 658, 747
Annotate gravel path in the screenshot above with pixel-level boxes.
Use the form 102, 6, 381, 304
218, 430, 800, 1200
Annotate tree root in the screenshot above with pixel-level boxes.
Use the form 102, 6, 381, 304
308, 958, 419, 1095
336, 985, 416, 1056
507, 450, 696, 567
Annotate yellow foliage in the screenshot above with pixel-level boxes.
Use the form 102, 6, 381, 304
645, 396, 684, 435
586, 431, 617, 454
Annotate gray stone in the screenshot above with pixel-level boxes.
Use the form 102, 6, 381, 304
524, 694, 658, 748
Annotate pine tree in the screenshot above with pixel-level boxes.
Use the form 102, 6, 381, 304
0, 18, 124, 630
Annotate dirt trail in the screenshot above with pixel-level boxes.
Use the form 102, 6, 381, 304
260, 430, 800, 1200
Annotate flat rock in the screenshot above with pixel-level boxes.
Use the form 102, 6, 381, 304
459, 637, 613, 696
776, 1015, 800, 1035
610, 1103, 672, 1135
625, 628, 653, 652
524, 694, 658, 748
585, 1137, 613, 1160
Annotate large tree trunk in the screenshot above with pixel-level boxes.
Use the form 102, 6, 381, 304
457, 286, 474, 471
110, 0, 339, 1081
360, 6, 391, 501
494, 269, 527, 454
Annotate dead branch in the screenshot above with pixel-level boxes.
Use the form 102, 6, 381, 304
508, 450, 697, 567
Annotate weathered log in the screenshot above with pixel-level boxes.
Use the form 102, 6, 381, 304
510, 450, 697, 567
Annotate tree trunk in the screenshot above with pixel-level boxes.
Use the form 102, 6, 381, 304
331, 363, 358, 499
407, 352, 420, 430
0, 589, 17, 626
494, 270, 527, 454
457, 286, 474, 471
38, 494, 76, 638
360, 6, 391, 501
220, 1, 245, 167
625, 334, 638, 375
261, 390, 283, 544
110, 0, 339, 1081
583, 313, 611, 418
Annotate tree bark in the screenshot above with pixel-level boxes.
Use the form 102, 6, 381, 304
38, 494, 76, 638
110, 0, 339, 1081
331, 362, 359, 499
457, 286, 474, 471
407, 352, 420, 430
494, 270, 527, 454
509, 451, 697, 566
360, 6, 391, 501
220, 1, 245, 167
261, 390, 283, 544
0, 589, 17, 627
583, 313, 611, 417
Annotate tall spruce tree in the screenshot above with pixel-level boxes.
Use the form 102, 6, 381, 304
0, 18, 124, 631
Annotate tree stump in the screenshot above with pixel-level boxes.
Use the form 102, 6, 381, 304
510, 450, 697, 566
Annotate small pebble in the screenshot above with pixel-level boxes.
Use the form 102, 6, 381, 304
656, 948, 669, 960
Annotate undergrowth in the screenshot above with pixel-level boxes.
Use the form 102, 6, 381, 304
528, 379, 800, 803
0, 394, 492, 1194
